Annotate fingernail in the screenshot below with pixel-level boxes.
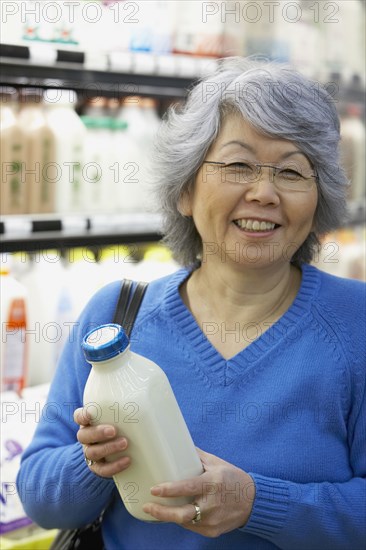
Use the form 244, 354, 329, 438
104, 427, 115, 437
151, 486, 162, 496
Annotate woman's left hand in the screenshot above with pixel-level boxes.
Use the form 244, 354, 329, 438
142, 448, 255, 538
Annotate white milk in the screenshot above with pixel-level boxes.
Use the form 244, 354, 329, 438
16, 251, 65, 386
82, 324, 203, 522
116, 97, 151, 212
0, 87, 27, 215
80, 116, 113, 213
18, 89, 56, 214
43, 89, 86, 213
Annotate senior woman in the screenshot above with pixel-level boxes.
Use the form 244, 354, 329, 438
17, 58, 365, 549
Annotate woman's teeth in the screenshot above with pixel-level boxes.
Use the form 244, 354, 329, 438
234, 219, 276, 231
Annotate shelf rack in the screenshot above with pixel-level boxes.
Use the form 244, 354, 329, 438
0, 214, 163, 253
0, 44, 214, 98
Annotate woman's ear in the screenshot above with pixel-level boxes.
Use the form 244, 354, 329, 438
177, 191, 192, 217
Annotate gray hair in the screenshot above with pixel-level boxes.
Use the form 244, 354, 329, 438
150, 57, 349, 266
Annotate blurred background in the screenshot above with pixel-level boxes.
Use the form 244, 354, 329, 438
0, 2, 365, 545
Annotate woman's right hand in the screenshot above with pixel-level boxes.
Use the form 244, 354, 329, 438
74, 407, 131, 478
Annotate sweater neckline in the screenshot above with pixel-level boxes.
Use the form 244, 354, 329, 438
164, 264, 320, 385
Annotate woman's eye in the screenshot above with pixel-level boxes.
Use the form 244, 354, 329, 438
278, 168, 303, 180
228, 162, 252, 168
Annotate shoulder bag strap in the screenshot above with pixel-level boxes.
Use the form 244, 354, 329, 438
112, 279, 148, 337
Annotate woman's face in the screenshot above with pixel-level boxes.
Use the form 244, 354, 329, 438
182, 114, 318, 270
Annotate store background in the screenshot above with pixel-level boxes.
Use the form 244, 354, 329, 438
0, 1, 365, 547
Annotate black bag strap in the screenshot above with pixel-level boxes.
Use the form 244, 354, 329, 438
112, 279, 148, 337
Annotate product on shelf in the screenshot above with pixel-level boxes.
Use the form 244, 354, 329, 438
319, 0, 365, 83
14, 251, 65, 386
130, 1, 176, 54
0, 87, 27, 215
0, 384, 51, 537
340, 103, 366, 200
173, 0, 225, 57
17, 88, 56, 214
0, 257, 28, 394
80, 115, 112, 213
115, 95, 160, 212
43, 89, 86, 213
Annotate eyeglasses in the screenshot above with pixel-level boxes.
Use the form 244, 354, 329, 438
202, 161, 318, 192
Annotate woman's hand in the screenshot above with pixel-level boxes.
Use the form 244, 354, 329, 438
142, 448, 255, 538
74, 407, 130, 478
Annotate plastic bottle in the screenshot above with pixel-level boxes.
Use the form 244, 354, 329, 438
115, 97, 148, 212
0, 256, 28, 394
173, 0, 224, 57
340, 104, 366, 200
82, 324, 203, 522
18, 88, 55, 213
80, 116, 113, 213
0, 87, 27, 215
43, 89, 86, 213
16, 251, 65, 386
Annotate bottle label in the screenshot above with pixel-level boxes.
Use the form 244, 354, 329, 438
2, 299, 27, 393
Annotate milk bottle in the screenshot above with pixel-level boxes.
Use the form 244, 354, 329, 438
43, 89, 86, 213
80, 116, 113, 213
18, 89, 55, 213
82, 324, 203, 522
0, 87, 27, 215
116, 97, 148, 212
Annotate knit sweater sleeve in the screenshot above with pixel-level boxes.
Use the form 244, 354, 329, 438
16, 282, 121, 529
240, 286, 366, 549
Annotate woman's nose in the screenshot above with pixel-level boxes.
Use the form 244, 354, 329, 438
243, 168, 280, 205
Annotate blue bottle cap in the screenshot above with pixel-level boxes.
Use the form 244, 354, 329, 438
82, 324, 129, 362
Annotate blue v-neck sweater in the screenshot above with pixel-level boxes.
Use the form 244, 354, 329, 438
17, 264, 366, 549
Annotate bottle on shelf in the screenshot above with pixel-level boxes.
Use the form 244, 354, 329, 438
340, 103, 366, 201
82, 97, 110, 118
80, 115, 113, 213
0, 87, 27, 215
14, 251, 65, 386
43, 89, 86, 213
0, 255, 28, 394
117, 96, 151, 212
82, 323, 203, 522
17, 88, 56, 214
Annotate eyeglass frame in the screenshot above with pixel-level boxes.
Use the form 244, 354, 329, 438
202, 160, 318, 190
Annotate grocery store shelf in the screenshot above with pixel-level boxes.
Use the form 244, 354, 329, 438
0, 213, 163, 252
1, 43, 365, 104
0, 43, 219, 98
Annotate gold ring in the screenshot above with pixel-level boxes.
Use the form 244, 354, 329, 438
191, 502, 201, 524
84, 446, 95, 467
